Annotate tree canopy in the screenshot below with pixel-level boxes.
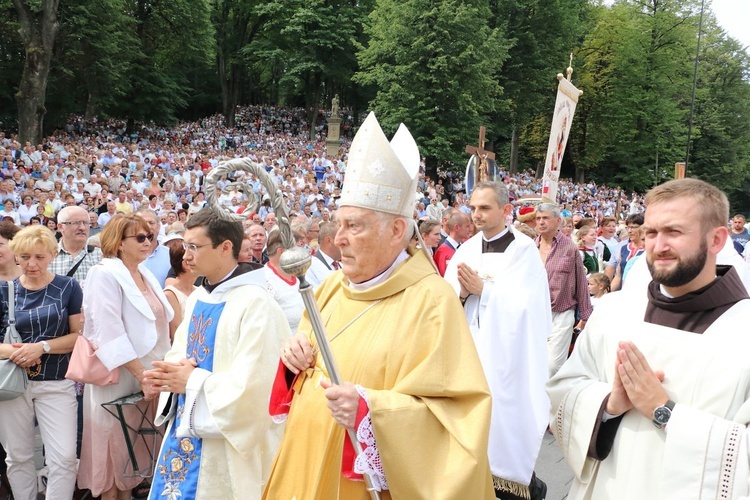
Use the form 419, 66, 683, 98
2, 0, 749, 208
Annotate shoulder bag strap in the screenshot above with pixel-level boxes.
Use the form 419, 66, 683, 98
6, 280, 19, 344
66, 246, 93, 278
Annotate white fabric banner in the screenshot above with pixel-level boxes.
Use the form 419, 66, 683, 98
542, 76, 581, 203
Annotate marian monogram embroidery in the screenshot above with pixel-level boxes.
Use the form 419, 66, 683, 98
187, 313, 213, 362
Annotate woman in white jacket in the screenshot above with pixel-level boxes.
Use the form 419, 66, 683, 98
77, 214, 173, 500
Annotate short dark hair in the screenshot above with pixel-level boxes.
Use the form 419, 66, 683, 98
625, 213, 644, 226
185, 209, 243, 260
0, 221, 20, 240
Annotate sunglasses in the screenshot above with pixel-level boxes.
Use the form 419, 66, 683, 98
124, 233, 155, 243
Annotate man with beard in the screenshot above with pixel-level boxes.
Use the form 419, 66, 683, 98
547, 178, 750, 500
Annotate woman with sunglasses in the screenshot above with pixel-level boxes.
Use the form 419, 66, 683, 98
77, 214, 173, 500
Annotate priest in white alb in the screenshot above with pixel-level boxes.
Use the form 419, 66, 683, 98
445, 181, 551, 500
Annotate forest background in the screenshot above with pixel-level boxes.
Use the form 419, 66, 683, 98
2, 0, 749, 208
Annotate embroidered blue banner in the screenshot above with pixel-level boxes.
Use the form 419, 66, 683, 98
150, 300, 225, 500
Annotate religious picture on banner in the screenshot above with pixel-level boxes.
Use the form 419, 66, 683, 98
542, 74, 581, 203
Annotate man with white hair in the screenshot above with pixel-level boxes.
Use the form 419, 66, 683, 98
535, 202, 592, 377
48, 206, 103, 284
305, 221, 341, 288
265, 113, 494, 499
135, 208, 170, 286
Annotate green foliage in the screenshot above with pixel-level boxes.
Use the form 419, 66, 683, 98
356, 0, 506, 168
0, 0, 748, 210
685, 26, 750, 210
248, 0, 366, 136
0, 0, 23, 128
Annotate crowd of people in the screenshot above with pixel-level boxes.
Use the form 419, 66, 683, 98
0, 105, 748, 500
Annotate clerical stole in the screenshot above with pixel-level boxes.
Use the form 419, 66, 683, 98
150, 301, 225, 500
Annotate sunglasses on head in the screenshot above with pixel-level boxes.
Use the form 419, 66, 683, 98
124, 233, 155, 243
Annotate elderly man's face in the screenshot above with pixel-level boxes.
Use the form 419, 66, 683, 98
535, 210, 561, 236
335, 206, 400, 284
247, 225, 266, 251
264, 214, 277, 229
59, 210, 90, 246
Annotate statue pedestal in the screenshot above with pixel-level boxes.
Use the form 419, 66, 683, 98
326, 117, 341, 158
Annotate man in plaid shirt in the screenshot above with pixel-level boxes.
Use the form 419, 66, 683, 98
535, 202, 592, 378
48, 206, 103, 286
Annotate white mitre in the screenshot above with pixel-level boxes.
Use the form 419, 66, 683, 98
340, 112, 420, 218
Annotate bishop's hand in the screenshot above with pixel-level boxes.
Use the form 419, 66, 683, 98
320, 378, 359, 431
281, 332, 315, 374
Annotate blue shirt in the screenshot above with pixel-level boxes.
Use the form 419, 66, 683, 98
145, 245, 171, 288
0, 275, 83, 381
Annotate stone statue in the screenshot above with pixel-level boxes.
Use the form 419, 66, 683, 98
331, 94, 339, 117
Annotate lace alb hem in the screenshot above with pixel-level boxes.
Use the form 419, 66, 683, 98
353, 385, 388, 491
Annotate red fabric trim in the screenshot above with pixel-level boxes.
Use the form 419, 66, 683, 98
267, 263, 298, 286
268, 360, 297, 417
341, 395, 368, 481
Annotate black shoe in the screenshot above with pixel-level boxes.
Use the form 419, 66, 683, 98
529, 475, 547, 500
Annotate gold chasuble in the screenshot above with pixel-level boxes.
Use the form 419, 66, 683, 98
264, 248, 494, 499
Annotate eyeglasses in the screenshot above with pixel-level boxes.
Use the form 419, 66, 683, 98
182, 241, 213, 253
124, 233, 155, 243
59, 220, 90, 227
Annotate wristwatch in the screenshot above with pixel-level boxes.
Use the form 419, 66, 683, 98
40, 340, 51, 354
652, 400, 675, 429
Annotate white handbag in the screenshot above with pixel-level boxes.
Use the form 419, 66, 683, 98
0, 280, 28, 401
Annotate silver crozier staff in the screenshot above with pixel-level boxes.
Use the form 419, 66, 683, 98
279, 246, 381, 500
204, 157, 380, 500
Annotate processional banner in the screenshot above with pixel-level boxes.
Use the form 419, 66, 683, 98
541, 73, 582, 204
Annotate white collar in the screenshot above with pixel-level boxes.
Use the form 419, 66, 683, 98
206, 265, 238, 286
317, 249, 336, 266
446, 235, 460, 248
349, 250, 409, 291
482, 224, 509, 243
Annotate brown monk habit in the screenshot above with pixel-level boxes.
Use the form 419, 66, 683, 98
589, 265, 749, 459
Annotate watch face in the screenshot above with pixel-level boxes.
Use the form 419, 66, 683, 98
654, 406, 671, 425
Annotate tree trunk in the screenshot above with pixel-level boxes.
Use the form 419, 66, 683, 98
509, 125, 520, 173
307, 73, 322, 142
574, 108, 587, 183
13, 0, 60, 145
84, 91, 96, 119
126, 117, 135, 135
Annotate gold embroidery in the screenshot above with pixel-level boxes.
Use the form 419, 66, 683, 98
187, 313, 213, 362
157, 438, 199, 499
